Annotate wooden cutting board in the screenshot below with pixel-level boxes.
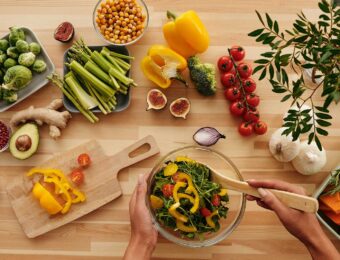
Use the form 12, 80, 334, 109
6, 135, 159, 238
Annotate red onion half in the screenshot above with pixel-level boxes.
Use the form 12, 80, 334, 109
193, 127, 226, 146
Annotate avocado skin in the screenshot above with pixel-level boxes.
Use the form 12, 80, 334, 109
9, 123, 39, 160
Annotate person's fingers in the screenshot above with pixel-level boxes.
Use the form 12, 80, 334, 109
129, 185, 138, 216
246, 195, 257, 201
135, 174, 148, 211
256, 200, 271, 210
257, 188, 289, 217
247, 179, 305, 195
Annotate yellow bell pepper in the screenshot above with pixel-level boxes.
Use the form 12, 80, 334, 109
164, 163, 179, 176
163, 10, 209, 58
185, 185, 200, 213
176, 172, 194, 188
32, 182, 63, 215
173, 182, 187, 202
169, 202, 188, 222
44, 177, 72, 214
218, 189, 228, 196
176, 219, 197, 233
141, 45, 187, 89
150, 195, 164, 209
175, 156, 196, 163
177, 193, 195, 204
206, 210, 219, 228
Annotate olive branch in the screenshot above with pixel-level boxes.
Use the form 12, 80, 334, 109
248, 0, 340, 150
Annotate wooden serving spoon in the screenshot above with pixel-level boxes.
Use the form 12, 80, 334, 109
207, 165, 319, 213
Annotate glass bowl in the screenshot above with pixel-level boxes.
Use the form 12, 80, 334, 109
93, 0, 149, 46
146, 146, 246, 247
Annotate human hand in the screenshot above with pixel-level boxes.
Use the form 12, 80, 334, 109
246, 179, 339, 259
123, 173, 158, 260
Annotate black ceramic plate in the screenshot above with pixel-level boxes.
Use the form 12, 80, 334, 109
63, 45, 130, 113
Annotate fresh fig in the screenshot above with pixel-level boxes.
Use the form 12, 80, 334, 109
169, 98, 190, 119
54, 22, 74, 42
146, 89, 167, 110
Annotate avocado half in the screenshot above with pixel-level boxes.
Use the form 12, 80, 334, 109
9, 123, 39, 160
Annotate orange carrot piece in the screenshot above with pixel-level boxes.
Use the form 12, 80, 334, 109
323, 210, 340, 225
320, 192, 340, 214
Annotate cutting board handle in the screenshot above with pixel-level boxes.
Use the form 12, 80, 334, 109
110, 135, 160, 174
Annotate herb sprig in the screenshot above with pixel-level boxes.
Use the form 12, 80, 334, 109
324, 168, 340, 195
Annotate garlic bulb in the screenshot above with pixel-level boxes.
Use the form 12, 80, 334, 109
269, 128, 300, 162
292, 140, 327, 175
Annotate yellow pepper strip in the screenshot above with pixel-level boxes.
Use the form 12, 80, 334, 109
177, 193, 195, 204
32, 182, 63, 215
71, 189, 86, 203
44, 177, 72, 214
175, 156, 196, 163
27, 168, 69, 184
163, 10, 209, 57
185, 185, 200, 213
141, 45, 187, 89
218, 188, 228, 196
176, 219, 197, 233
176, 172, 194, 188
206, 210, 219, 228
150, 195, 164, 209
164, 163, 179, 176
173, 182, 187, 202
169, 202, 188, 222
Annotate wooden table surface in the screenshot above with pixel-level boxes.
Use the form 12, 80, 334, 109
0, 0, 339, 259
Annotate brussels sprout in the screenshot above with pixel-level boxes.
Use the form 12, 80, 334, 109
16, 40, 29, 53
3, 65, 32, 90
0, 39, 9, 51
2, 89, 18, 103
6, 47, 19, 59
18, 52, 36, 67
29, 42, 41, 56
8, 27, 25, 46
3, 58, 17, 69
0, 54, 6, 65
32, 59, 47, 73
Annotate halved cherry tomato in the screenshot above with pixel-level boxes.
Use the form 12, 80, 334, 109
246, 93, 260, 107
238, 122, 254, 136
237, 62, 253, 79
200, 207, 212, 217
230, 101, 245, 116
242, 78, 256, 93
77, 153, 91, 168
230, 46, 245, 61
212, 194, 221, 206
217, 56, 233, 73
70, 169, 85, 186
162, 184, 174, 198
224, 87, 241, 101
254, 121, 268, 135
221, 73, 236, 88
243, 109, 260, 122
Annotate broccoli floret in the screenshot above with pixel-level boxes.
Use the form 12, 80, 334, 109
188, 56, 216, 96
0, 88, 18, 103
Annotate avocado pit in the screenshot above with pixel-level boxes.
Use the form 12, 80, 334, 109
15, 134, 32, 152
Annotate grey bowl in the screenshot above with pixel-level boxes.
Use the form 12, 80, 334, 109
0, 27, 55, 112
63, 45, 131, 113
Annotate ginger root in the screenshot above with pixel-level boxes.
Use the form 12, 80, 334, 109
10, 99, 72, 139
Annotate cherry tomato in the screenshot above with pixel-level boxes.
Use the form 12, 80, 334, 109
200, 207, 212, 217
242, 78, 256, 93
229, 67, 236, 76
221, 73, 236, 88
230, 101, 245, 116
162, 184, 174, 198
238, 122, 254, 136
246, 93, 260, 107
212, 194, 221, 206
230, 46, 246, 61
243, 109, 260, 122
224, 87, 241, 101
77, 153, 91, 168
254, 121, 268, 135
237, 62, 253, 79
70, 169, 85, 186
217, 56, 233, 73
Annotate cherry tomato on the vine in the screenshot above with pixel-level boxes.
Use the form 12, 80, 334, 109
238, 122, 254, 136
237, 62, 253, 79
217, 56, 233, 73
230, 46, 246, 61
246, 93, 260, 107
243, 108, 260, 122
224, 87, 241, 101
230, 101, 245, 116
242, 78, 257, 93
221, 73, 236, 88
254, 121, 268, 135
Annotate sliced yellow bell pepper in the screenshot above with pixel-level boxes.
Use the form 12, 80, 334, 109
32, 182, 63, 215
163, 10, 209, 57
185, 185, 200, 213
176, 172, 194, 188
177, 193, 195, 204
175, 156, 196, 163
218, 188, 228, 196
44, 177, 72, 214
169, 202, 188, 222
176, 219, 197, 233
141, 45, 187, 89
150, 195, 164, 209
164, 163, 179, 176
173, 182, 187, 202
206, 210, 219, 228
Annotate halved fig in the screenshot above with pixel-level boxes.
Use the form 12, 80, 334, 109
54, 22, 74, 42
170, 98, 190, 119
146, 89, 167, 110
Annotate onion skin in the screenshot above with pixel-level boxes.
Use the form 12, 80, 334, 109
193, 127, 226, 147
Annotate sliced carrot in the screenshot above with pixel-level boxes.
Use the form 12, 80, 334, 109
319, 201, 333, 212
319, 192, 340, 214
323, 210, 340, 225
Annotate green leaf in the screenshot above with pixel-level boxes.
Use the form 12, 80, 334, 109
301, 124, 313, 134
319, 14, 330, 20
323, 95, 334, 108
252, 65, 265, 75
269, 64, 274, 79
261, 52, 275, 58
281, 69, 289, 84
274, 21, 279, 33
318, 51, 332, 64
255, 59, 269, 64
294, 35, 309, 43
259, 68, 267, 80
263, 36, 276, 44
248, 28, 265, 37
256, 32, 270, 42
266, 13, 273, 29
316, 119, 331, 127
293, 23, 307, 33
317, 127, 328, 136
318, 21, 329, 27
272, 88, 286, 93
255, 10, 265, 25
308, 132, 314, 144
315, 106, 329, 113
318, 1, 330, 13
292, 127, 301, 141
321, 86, 335, 97
315, 112, 332, 119
301, 63, 314, 69
281, 94, 291, 102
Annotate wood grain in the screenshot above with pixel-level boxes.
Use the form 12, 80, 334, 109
0, 0, 339, 259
